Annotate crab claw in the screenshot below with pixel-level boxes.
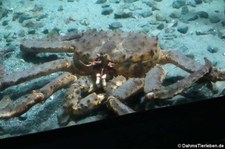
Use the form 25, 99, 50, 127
96, 73, 101, 86
96, 73, 107, 87
101, 74, 107, 87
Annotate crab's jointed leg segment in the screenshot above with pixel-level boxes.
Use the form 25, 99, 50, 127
105, 77, 144, 115
0, 72, 76, 119
20, 33, 83, 53
107, 96, 135, 115
146, 58, 212, 100
71, 92, 106, 116
0, 58, 74, 91
144, 65, 167, 93
64, 76, 96, 109
58, 76, 100, 125
62, 76, 141, 121
162, 50, 225, 81
110, 78, 144, 101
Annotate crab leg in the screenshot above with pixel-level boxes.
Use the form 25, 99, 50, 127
71, 93, 105, 116
0, 58, 73, 90
59, 92, 105, 125
107, 96, 135, 115
105, 77, 144, 115
60, 76, 142, 123
0, 72, 76, 119
146, 58, 212, 100
106, 67, 166, 115
144, 65, 167, 93
58, 76, 98, 125
73, 77, 143, 116
20, 33, 82, 53
63, 76, 96, 113
162, 50, 225, 81
110, 78, 144, 101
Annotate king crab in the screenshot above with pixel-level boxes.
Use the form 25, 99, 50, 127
0, 30, 224, 125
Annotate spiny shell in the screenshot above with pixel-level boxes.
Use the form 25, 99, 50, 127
75, 30, 161, 77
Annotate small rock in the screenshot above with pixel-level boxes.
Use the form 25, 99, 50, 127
96, 0, 107, 4
109, 0, 121, 3
67, 0, 74, 2
155, 13, 166, 21
177, 26, 188, 34
22, 20, 44, 29
215, 10, 220, 13
69, 16, 76, 22
186, 0, 196, 7
5, 37, 13, 43
149, 20, 159, 25
101, 7, 113, 15
109, 21, 122, 29
101, 4, 111, 8
6, 44, 17, 52
212, 60, 218, 67
167, 20, 178, 27
33, 4, 43, 12
18, 13, 32, 23
140, 9, 152, 18
141, 26, 150, 33
178, 45, 189, 53
2, 20, 9, 26
114, 9, 133, 18
181, 6, 189, 15
195, 29, 216, 36
12, 12, 23, 21
187, 15, 198, 21
47, 28, 60, 38
0, 7, 8, 19
18, 30, 26, 37
28, 29, 36, 34
124, 0, 138, 3
197, 11, 208, 18
11, 33, 17, 39
67, 28, 78, 33
154, 0, 162, 2
221, 20, 225, 26
194, 0, 202, 4
207, 46, 218, 53
145, 1, 159, 11
218, 29, 225, 39
79, 18, 89, 26
209, 16, 220, 23
58, 5, 64, 11
169, 12, 180, 18
42, 29, 49, 34
36, 13, 48, 21
172, 0, 186, 9
157, 23, 164, 30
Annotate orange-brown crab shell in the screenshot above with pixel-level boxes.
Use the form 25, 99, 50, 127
73, 30, 162, 78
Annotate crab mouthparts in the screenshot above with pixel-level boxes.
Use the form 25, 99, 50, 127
96, 73, 107, 87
